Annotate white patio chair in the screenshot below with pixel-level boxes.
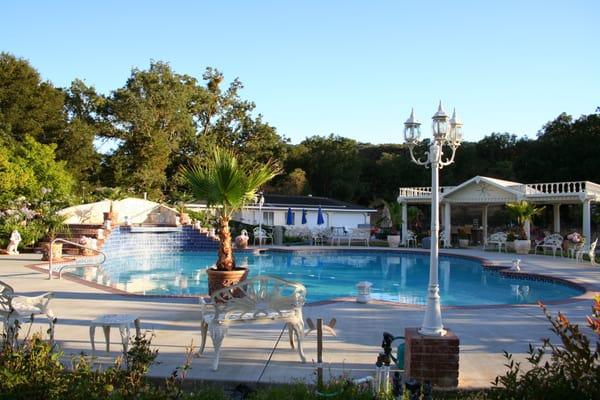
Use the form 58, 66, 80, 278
534, 233, 563, 257
440, 230, 451, 248
484, 232, 507, 252
309, 228, 325, 245
0, 280, 56, 344
253, 227, 273, 245
568, 241, 585, 259
405, 230, 417, 248
329, 227, 348, 246
576, 238, 598, 265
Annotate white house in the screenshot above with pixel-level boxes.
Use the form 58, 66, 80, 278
188, 194, 375, 229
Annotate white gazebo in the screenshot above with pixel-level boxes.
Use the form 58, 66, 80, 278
397, 176, 600, 246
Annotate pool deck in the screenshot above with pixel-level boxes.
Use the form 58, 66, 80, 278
0, 246, 598, 389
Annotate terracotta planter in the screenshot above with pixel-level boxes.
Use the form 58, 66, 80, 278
514, 239, 531, 255
42, 242, 63, 261
387, 235, 401, 248
206, 267, 249, 296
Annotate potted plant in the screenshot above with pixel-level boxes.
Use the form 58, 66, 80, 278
458, 229, 470, 248
101, 187, 127, 224
506, 200, 543, 255
176, 203, 191, 225
180, 147, 281, 294
41, 213, 70, 261
380, 201, 402, 248
506, 231, 517, 252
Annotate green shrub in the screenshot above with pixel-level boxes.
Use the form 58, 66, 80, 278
490, 296, 600, 400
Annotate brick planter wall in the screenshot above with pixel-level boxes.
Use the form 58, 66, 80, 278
403, 327, 459, 388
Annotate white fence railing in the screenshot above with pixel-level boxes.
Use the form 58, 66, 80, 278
523, 181, 594, 196
398, 180, 600, 200
398, 186, 455, 198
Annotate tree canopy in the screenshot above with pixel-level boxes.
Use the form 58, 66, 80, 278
1, 51, 599, 215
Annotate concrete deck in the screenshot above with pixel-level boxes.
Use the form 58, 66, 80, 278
0, 247, 598, 388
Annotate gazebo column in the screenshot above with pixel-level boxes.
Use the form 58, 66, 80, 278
553, 204, 561, 234
401, 202, 408, 245
524, 220, 531, 240
583, 199, 591, 245
482, 205, 488, 243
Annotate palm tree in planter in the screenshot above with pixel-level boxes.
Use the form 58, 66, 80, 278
506, 200, 544, 254
181, 147, 281, 294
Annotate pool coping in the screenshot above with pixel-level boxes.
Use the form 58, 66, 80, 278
27, 246, 596, 310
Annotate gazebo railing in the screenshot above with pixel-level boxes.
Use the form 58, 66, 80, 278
523, 181, 598, 196
398, 186, 455, 198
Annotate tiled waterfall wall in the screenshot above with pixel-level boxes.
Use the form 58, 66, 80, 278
101, 226, 219, 258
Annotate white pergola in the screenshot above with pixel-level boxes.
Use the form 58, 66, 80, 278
397, 176, 600, 246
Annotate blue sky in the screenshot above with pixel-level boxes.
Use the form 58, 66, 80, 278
2, 0, 599, 144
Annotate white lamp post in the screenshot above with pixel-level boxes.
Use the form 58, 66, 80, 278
258, 192, 265, 245
404, 102, 463, 336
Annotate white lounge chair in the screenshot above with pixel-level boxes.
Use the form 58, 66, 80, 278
534, 233, 563, 257
484, 232, 507, 252
0, 280, 56, 344
576, 238, 598, 265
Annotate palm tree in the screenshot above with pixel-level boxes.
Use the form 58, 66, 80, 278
181, 147, 281, 271
506, 200, 544, 239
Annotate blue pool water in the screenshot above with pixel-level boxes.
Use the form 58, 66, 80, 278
92, 250, 583, 305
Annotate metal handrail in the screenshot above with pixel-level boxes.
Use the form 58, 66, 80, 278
48, 238, 107, 280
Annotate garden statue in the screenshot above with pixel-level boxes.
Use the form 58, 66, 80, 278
79, 236, 98, 256
7, 229, 22, 254
235, 229, 249, 249
511, 259, 521, 272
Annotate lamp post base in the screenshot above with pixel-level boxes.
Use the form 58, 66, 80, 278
404, 327, 459, 388
420, 284, 446, 336
418, 327, 447, 336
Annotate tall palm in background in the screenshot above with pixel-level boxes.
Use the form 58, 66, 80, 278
181, 147, 281, 271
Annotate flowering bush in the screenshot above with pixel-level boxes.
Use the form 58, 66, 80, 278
566, 232, 584, 244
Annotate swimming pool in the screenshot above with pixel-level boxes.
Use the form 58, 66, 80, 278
88, 250, 583, 306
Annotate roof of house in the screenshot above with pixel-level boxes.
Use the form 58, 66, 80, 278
256, 194, 375, 212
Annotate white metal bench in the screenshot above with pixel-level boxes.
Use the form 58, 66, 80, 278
199, 276, 307, 371
534, 233, 564, 257
484, 232, 507, 252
